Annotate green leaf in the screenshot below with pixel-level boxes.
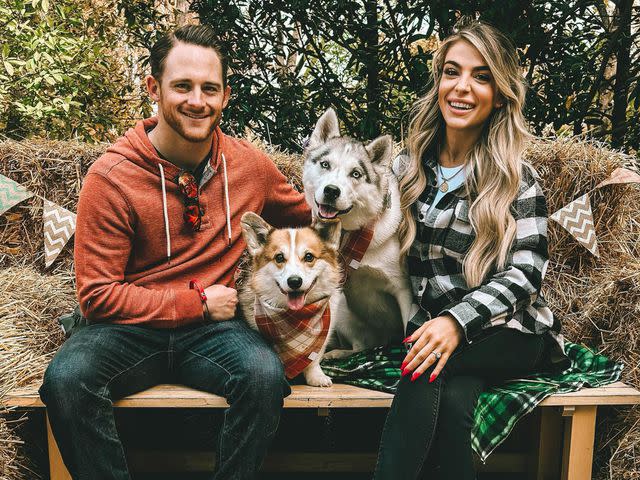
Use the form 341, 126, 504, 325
42, 0, 49, 12
3, 61, 14, 76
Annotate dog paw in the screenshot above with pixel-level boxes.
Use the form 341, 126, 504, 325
323, 349, 354, 360
304, 370, 333, 387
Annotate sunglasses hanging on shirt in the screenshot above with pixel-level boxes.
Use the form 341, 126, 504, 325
177, 170, 204, 231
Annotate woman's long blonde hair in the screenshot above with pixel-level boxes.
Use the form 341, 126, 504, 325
398, 21, 530, 288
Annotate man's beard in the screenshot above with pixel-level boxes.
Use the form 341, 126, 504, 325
165, 109, 220, 143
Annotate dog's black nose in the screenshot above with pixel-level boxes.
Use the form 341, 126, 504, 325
323, 184, 341, 201
287, 276, 303, 290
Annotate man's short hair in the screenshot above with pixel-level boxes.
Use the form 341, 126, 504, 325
149, 24, 228, 87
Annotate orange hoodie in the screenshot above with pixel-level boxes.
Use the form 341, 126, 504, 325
75, 117, 311, 328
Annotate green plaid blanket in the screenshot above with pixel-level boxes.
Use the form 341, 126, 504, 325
321, 342, 623, 462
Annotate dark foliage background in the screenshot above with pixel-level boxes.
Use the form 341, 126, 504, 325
2, 1, 638, 154
183, 0, 639, 152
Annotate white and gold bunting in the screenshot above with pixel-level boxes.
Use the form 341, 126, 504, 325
550, 193, 599, 257
549, 167, 640, 256
2, 164, 640, 266
1, 174, 79, 267
43, 199, 77, 268
0, 173, 33, 215
596, 167, 640, 188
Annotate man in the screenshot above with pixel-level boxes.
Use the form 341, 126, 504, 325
39, 24, 310, 480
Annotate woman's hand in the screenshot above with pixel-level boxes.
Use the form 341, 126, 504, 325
401, 314, 464, 382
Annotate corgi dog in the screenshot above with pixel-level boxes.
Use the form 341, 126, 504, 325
237, 212, 342, 387
302, 108, 413, 358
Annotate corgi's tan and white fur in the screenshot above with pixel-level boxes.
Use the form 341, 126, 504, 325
238, 212, 342, 387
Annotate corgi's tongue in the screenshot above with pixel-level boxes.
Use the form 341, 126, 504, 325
287, 291, 306, 310
318, 204, 339, 219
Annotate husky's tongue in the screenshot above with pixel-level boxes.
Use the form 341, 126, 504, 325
318, 204, 339, 219
287, 292, 306, 310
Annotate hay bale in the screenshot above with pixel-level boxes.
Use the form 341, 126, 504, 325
525, 137, 640, 480
0, 415, 32, 480
0, 266, 74, 479
0, 139, 106, 272
0, 136, 639, 479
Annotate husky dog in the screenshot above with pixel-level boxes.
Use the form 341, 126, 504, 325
303, 108, 413, 359
238, 212, 342, 387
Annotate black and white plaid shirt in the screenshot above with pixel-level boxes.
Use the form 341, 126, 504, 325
396, 154, 565, 358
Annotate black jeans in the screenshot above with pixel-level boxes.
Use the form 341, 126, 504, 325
39, 320, 290, 480
373, 327, 549, 480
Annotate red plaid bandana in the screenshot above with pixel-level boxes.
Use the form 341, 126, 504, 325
339, 224, 375, 281
254, 297, 331, 379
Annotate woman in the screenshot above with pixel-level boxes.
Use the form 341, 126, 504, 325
374, 21, 567, 479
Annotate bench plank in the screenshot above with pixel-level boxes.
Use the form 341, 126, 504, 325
3, 381, 639, 409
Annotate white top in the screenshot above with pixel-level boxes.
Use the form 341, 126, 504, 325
428, 164, 466, 213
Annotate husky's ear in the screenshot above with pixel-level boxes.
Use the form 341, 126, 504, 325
313, 219, 341, 251
366, 134, 394, 168
240, 212, 272, 255
308, 108, 340, 149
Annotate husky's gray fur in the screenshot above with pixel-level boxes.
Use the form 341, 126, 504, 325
302, 108, 413, 358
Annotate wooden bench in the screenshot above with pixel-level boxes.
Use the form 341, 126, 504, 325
3, 381, 640, 480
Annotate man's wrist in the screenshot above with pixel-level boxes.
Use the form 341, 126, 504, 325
202, 302, 211, 321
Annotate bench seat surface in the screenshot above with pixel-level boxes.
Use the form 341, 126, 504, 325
3, 381, 639, 409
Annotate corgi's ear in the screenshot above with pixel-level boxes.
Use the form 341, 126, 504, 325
308, 108, 340, 149
366, 134, 393, 168
241, 212, 272, 255
313, 219, 341, 251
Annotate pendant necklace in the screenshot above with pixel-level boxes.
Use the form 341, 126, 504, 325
437, 163, 465, 193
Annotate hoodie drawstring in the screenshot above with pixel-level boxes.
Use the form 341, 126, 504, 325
158, 153, 232, 263
158, 163, 172, 263
221, 153, 232, 248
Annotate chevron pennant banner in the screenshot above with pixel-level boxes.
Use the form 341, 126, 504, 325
550, 193, 599, 257
43, 199, 77, 268
0, 173, 34, 215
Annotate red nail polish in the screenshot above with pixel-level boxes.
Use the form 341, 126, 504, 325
402, 336, 412, 343
402, 368, 411, 377
429, 374, 437, 383
400, 361, 408, 370
411, 371, 421, 382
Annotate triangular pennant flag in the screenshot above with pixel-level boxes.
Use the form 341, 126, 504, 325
596, 167, 640, 188
0, 174, 34, 215
43, 199, 77, 268
550, 193, 599, 257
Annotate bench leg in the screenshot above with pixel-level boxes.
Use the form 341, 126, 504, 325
561, 405, 597, 480
46, 413, 72, 480
529, 407, 563, 480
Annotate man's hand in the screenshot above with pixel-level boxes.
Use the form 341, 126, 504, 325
203, 285, 238, 321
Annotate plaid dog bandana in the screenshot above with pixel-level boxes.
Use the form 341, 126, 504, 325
340, 224, 375, 280
255, 297, 331, 379
321, 341, 622, 462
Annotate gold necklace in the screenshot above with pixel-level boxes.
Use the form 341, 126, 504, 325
437, 164, 465, 193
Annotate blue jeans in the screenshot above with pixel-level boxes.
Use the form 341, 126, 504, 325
373, 327, 550, 480
39, 319, 290, 480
